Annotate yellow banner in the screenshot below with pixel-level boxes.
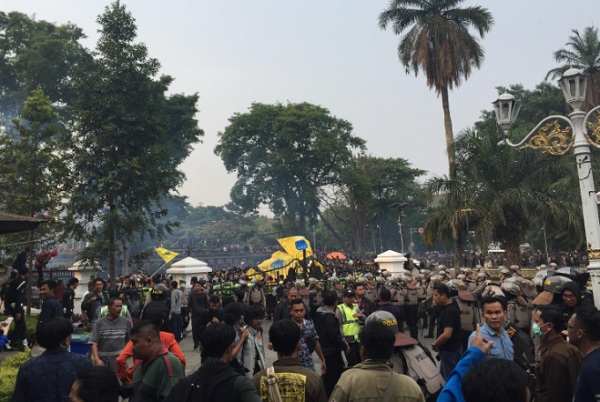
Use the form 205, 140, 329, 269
277, 236, 313, 260
155, 247, 178, 264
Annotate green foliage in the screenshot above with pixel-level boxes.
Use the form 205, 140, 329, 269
320, 155, 425, 255
0, 89, 70, 256
0, 11, 89, 126
424, 80, 590, 264
0, 348, 32, 402
64, 2, 203, 283
546, 26, 600, 110
215, 102, 365, 235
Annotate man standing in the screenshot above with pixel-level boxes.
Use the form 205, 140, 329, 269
377, 288, 405, 333
290, 298, 326, 373
535, 305, 582, 402
336, 289, 365, 367
81, 279, 109, 330
468, 296, 513, 360
431, 283, 462, 380
12, 317, 91, 402
6, 267, 28, 349
130, 320, 185, 402
315, 290, 348, 397
37, 280, 64, 327
189, 281, 208, 349
329, 320, 425, 402
568, 305, 600, 402
252, 320, 327, 402
354, 283, 374, 317
62, 278, 79, 320
274, 287, 299, 321
169, 281, 182, 342
90, 297, 132, 372
164, 323, 260, 402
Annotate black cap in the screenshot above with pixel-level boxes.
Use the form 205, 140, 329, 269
343, 289, 355, 298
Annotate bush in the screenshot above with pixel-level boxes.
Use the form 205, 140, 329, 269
0, 349, 31, 402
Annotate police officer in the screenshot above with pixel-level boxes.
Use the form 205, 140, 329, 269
335, 289, 364, 367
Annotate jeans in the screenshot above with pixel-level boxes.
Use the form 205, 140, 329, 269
171, 313, 182, 342
439, 349, 462, 380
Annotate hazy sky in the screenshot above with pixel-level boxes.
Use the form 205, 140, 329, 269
4, 1, 598, 207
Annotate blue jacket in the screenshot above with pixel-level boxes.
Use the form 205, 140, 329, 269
437, 347, 485, 402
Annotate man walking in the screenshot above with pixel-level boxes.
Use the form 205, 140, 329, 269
12, 317, 91, 402
290, 298, 326, 372
431, 283, 462, 380
568, 305, 600, 401
81, 279, 109, 330
336, 289, 365, 367
189, 281, 208, 349
329, 320, 425, 402
164, 322, 260, 402
130, 320, 185, 402
90, 297, 132, 372
169, 281, 183, 342
535, 305, 582, 402
315, 290, 348, 397
252, 320, 327, 402
37, 280, 64, 327
62, 278, 79, 319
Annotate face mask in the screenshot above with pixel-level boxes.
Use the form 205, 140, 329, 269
532, 322, 549, 339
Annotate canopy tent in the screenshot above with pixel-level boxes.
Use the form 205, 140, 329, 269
0, 211, 44, 234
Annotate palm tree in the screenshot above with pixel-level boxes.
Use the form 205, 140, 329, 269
546, 26, 600, 111
424, 119, 585, 266
379, 0, 493, 181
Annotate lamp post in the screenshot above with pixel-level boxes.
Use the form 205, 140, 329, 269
493, 68, 600, 307
390, 203, 407, 253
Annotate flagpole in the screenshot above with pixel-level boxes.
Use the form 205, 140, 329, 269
149, 261, 170, 278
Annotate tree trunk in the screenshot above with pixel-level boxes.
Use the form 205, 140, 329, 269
440, 85, 456, 181
317, 210, 346, 247
108, 204, 116, 289
441, 85, 460, 267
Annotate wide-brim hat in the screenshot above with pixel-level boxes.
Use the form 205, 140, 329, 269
532, 290, 554, 305
365, 310, 418, 347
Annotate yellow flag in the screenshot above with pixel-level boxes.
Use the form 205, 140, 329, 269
155, 247, 178, 264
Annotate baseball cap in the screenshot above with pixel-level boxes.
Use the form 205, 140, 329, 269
343, 289, 355, 298
365, 310, 418, 347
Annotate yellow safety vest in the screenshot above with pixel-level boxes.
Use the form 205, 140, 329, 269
338, 303, 360, 342
100, 304, 129, 317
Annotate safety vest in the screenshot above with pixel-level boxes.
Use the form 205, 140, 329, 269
100, 304, 129, 318
338, 303, 361, 342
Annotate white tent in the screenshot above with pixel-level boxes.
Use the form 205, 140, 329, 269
166, 257, 212, 285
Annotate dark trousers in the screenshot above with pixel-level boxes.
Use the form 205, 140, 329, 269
191, 314, 202, 346
405, 305, 419, 340
171, 313, 182, 342
323, 352, 344, 397
345, 342, 361, 367
10, 308, 27, 344
427, 309, 439, 336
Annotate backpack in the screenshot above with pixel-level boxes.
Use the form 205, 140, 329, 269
390, 343, 445, 401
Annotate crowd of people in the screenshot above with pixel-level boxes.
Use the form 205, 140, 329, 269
1, 253, 600, 402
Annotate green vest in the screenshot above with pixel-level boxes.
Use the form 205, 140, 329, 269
100, 304, 129, 317
338, 303, 360, 341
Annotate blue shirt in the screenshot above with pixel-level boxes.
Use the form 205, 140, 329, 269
574, 346, 600, 402
296, 318, 319, 371
12, 347, 92, 402
468, 323, 513, 360
437, 347, 485, 402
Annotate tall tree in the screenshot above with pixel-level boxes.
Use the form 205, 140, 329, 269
424, 83, 587, 265
378, 0, 493, 181
320, 155, 425, 256
65, 2, 203, 285
0, 89, 70, 241
215, 102, 365, 235
0, 12, 89, 125
546, 26, 600, 111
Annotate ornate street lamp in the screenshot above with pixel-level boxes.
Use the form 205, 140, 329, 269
493, 68, 600, 307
